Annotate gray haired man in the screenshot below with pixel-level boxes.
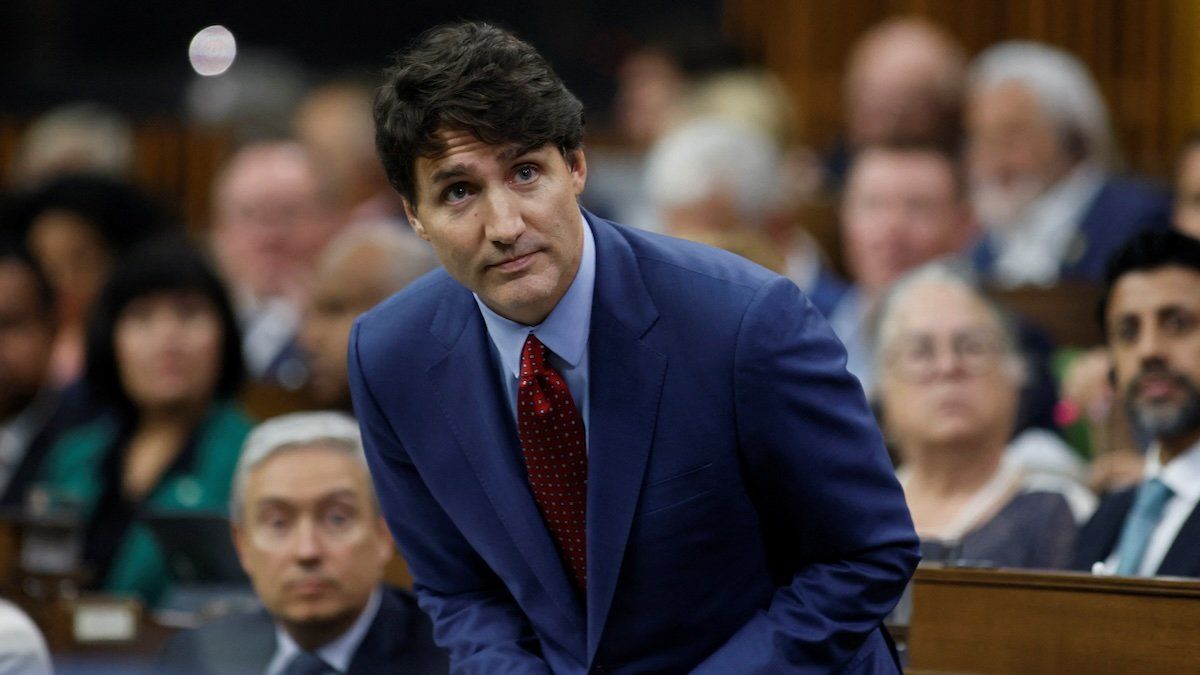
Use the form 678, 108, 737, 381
158, 412, 446, 675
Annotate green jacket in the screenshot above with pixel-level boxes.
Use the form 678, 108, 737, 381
36, 400, 252, 607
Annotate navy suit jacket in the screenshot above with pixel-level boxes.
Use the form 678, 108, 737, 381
156, 585, 446, 674
348, 212, 919, 674
971, 175, 1170, 283
1071, 485, 1200, 577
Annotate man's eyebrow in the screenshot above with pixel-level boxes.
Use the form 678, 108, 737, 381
499, 142, 545, 164
430, 163, 469, 185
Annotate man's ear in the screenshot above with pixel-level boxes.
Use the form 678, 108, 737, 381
567, 148, 587, 196
403, 198, 428, 241
230, 521, 252, 576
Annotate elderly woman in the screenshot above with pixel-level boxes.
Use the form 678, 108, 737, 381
876, 263, 1089, 569
37, 236, 252, 606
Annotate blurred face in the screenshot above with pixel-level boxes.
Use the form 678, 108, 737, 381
213, 145, 345, 300
1173, 145, 1200, 239
846, 48, 951, 148
233, 445, 392, 640
614, 50, 684, 148
300, 245, 396, 407
842, 149, 969, 296
1107, 267, 1200, 447
967, 82, 1074, 226
0, 262, 55, 419
27, 210, 112, 324
881, 283, 1018, 453
114, 291, 223, 411
405, 130, 587, 326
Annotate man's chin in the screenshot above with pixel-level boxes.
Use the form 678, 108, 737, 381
971, 181, 1047, 228
281, 596, 351, 625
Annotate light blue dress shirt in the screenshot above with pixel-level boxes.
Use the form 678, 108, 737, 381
474, 212, 595, 435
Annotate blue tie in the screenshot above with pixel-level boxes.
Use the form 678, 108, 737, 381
1113, 478, 1174, 576
281, 651, 338, 675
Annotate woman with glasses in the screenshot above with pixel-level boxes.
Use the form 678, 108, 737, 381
875, 263, 1092, 569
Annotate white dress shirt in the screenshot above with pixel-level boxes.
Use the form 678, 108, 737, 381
1102, 439, 1200, 576
266, 587, 382, 675
989, 163, 1105, 288
0, 600, 51, 675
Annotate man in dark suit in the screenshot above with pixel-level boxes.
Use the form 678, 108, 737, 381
965, 41, 1169, 287
1073, 232, 1200, 577
0, 237, 91, 508
158, 412, 446, 674
350, 22, 919, 673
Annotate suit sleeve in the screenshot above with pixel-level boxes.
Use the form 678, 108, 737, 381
347, 320, 553, 675
693, 277, 920, 673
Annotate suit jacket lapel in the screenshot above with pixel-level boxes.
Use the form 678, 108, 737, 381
583, 215, 666, 662
426, 285, 586, 634
1157, 502, 1200, 577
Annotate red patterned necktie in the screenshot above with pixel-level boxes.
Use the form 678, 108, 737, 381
517, 334, 588, 593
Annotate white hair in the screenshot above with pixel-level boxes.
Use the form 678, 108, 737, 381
873, 261, 1025, 384
229, 411, 373, 522
643, 116, 784, 229
320, 220, 438, 291
969, 41, 1118, 170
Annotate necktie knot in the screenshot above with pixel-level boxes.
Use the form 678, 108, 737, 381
281, 650, 337, 675
521, 333, 548, 375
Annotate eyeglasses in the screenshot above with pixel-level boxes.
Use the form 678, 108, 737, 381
885, 329, 1005, 382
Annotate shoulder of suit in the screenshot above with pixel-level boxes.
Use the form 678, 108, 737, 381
600, 218, 783, 295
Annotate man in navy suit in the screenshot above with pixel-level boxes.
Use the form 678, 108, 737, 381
1073, 232, 1200, 577
158, 412, 447, 674
350, 21, 919, 673
965, 41, 1169, 287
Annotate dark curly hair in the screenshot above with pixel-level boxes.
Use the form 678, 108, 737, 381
374, 21, 585, 207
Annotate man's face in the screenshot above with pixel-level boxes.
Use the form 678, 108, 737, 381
1107, 266, 1200, 443
0, 262, 54, 419
300, 245, 396, 407
1173, 146, 1200, 239
213, 145, 344, 300
404, 130, 586, 326
966, 82, 1073, 226
841, 149, 969, 297
233, 445, 392, 635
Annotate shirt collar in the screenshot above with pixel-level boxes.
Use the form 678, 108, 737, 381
474, 211, 595, 378
272, 586, 382, 674
1145, 437, 1200, 505
997, 163, 1105, 244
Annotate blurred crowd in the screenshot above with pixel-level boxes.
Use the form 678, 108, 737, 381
0, 13, 1199, 673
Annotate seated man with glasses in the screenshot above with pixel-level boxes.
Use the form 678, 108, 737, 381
874, 263, 1092, 569
158, 412, 447, 675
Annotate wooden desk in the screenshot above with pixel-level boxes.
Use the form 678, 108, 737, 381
908, 566, 1200, 673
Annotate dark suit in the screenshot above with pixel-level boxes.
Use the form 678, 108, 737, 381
348, 211, 919, 673
156, 585, 447, 674
1071, 486, 1200, 577
0, 381, 100, 508
971, 175, 1170, 283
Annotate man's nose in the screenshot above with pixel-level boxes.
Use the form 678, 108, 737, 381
1135, 325, 1168, 366
483, 190, 525, 245
292, 518, 323, 563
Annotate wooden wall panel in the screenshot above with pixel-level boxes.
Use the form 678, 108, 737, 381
726, 0, 1196, 179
